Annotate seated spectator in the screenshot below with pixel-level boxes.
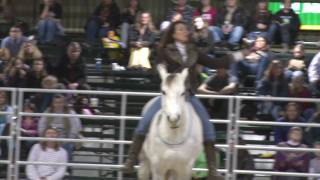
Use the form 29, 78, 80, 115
30, 75, 65, 113
26, 59, 47, 89
160, 12, 183, 32
308, 51, 320, 97
245, 0, 273, 42
309, 142, 320, 180
20, 103, 39, 159
26, 127, 68, 180
56, 42, 89, 90
0, 91, 13, 159
273, 127, 310, 180
0, 48, 11, 86
193, 0, 217, 28
128, 11, 156, 70
274, 102, 307, 144
257, 60, 289, 119
289, 71, 314, 120
38, 94, 82, 161
306, 111, 320, 144
37, 0, 64, 44
1, 24, 28, 57
192, 16, 215, 55
4, 58, 28, 87
231, 36, 272, 85
85, 0, 121, 44
17, 40, 43, 67
286, 44, 306, 79
162, 0, 193, 27
212, 0, 247, 50
120, 0, 143, 48
269, 0, 300, 52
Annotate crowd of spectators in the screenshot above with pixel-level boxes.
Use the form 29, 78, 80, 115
0, 0, 320, 179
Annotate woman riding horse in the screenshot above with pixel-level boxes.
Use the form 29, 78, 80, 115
124, 21, 245, 179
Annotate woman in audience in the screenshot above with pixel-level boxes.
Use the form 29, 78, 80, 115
0, 48, 11, 86
38, 94, 82, 161
192, 16, 215, 55
286, 44, 307, 79
231, 36, 272, 86
288, 71, 314, 120
120, 0, 143, 48
128, 11, 156, 70
37, 0, 64, 44
4, 58, 28, 87
273, 127, 310, 180
309, 142, 320, 179
193, 0, 217, 28
245, 0, 272, 42
26, 127, 68, 180
86, 0, 121, 44
26, 59, 48, 89
0, 91, 13, 159
257, 60, 289, 120
274, 102, 307, 144
17, 41, 43, 67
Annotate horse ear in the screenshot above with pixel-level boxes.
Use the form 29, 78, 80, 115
180, 68, 189, 82
157, 64, 168, 81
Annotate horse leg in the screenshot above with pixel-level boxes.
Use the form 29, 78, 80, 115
138, 160, 150, 180
151, 167, 165, 180
175, 167, 193, 180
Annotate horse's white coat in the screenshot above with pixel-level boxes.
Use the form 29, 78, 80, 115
138, 65, 203, 180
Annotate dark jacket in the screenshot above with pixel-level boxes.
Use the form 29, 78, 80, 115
166, 5, 194, 26
157, 43, 232, 93
56, 55, 86, 85
121, 7, 143, 25
216, 7, 247, 27
192, 29, 215, 55
273, 9, 300, 32
249, 11, 273, 32
25, 72, 47, 89
129, 26, 156, 48
93, 2, 121, 28
257, 77, 289, 97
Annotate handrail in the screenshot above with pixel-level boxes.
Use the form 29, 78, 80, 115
0, 160, 10, 164
0, 136, 11, 140
234, 170, 320, 178
236, 145, 320, 152
238, 120, 320, 128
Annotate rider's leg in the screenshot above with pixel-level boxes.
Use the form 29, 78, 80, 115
188, 96, 223, 179
123, 96, 161, 173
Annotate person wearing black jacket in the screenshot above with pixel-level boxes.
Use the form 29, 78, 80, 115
56, 42, 89, 90
212, 0, 247, 49
269, 0, 300, 52
85, 0, 121, 44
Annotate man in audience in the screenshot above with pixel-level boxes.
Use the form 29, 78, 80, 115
273, 127, 310, 180
1, 24, 27, 57
164, 0, 193, 27
309, 142, 320, 180
212, 0, 247, 50
308, 51, 320, 97
269, 0, 300, 52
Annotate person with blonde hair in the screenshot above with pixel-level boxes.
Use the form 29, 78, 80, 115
17, 41, 43, 66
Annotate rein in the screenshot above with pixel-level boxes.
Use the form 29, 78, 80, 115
156, 108, 193, 146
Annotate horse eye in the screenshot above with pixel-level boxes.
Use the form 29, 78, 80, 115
181, 92, 185, 96
161, 91, 166, 95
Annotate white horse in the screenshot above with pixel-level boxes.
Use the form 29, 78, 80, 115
139, 65, 203, 180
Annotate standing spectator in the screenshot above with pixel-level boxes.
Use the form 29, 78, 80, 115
309, 142, 320, 180
212, 0, 247, 50
269, 0, 300, 52
308, 51, 320, 97
192, 16, 215, 55
1, 24, 28, 57
85, 0, 121, 44
286, 44, 307, 79
4, 58, 28, 87
37, 0, 64, 44
25, 59, 48, 89
128, 12, 156, 70
193, 0, 217, 27
164, 0, 194, 27
257, 60, 289, 120
0, 91, 13, 159
245, 0, 273, 42
17, 41, 43, 67
56, 42, 89, 90
273, 127, 310, 180
231, 36, 272, 85
38, 94, 82, 161
274, 102, 307, 144
26, 127, 68, 180
120, 0, 143, 48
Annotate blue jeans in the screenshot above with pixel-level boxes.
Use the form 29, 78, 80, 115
212, 26, 244, 45
247, 31, 268, 41
135, 96, 216, 141
62, 143, 75, 162
86, 17, 110, 44
37, 19, 63, 43
268, 23, 297, 45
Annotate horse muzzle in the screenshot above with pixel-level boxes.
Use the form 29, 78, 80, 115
167, 115, 181, 129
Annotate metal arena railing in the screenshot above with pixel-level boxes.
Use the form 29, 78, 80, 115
0, 88, 320, 180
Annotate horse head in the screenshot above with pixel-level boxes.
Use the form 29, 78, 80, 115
158, 64, 188, 129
